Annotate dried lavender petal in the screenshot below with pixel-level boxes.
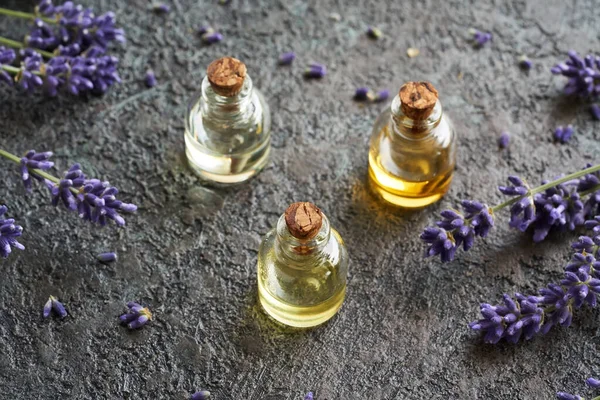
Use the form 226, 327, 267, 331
144, 69, 156, 87
303, 63, 326, 79
43, 298, 52, 318
278, 52, 295, 66
498, 131, 510, 149
51, 296, 67, 318
97, 252, 117, 263
128, 314, 149, 329
190, 390, 211, 400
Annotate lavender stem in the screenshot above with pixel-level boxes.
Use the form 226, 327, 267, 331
0, 7, 55, 24
0, 35, 54, 58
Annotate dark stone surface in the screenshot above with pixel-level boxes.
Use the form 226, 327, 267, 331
0, 0, 599, 398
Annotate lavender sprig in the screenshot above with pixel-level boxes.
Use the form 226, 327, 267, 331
421, 164, 600, 262
470, 229, 600, 344
551, 51, 600, 98
0, 148, 137, 227
119, 301, 152, 329
0, 205, 24, 258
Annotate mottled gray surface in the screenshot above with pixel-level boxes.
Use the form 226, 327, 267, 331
0, 0, 599, 399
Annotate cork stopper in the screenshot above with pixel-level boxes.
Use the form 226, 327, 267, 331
284, 202, 323, 240
399, 81, 439, 120
206, 56, 247, 97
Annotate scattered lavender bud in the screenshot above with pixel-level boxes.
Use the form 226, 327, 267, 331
119, 301, 152, 330
374, 89, 389, 102
190, 390, 211, 400
97, 252, 117, 263
201, 31, 223, 44
587, 377, 600, 388
43, 296, 67, 318
498, 131, 510, 149
144, 69, 157, 88
305, 393, 314, 400
367, 26, 382, 39
278, 52, 296, 66
469, 28, 492, 47
152, 3, 170, 13
554, 125, 574, 144
518, 55, 532, 69
0, 205, 24, 258
197, 26, 214, 36
556, 392, 584, 400
354, 87, 372, 101
591, 104, 600, 121
303, 63, 326, 79
551, 51, 600, 98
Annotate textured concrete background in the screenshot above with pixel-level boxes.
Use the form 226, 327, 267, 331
0, 0, 599, 399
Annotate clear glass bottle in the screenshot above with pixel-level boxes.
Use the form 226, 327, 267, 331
185, 57, 271, 184
368, 81, 456, 208
257, 202, 349, 328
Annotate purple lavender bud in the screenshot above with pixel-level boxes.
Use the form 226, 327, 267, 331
51, 296, 67, 318
470, 29, 492, 47
97, 252, 117, 263
374, 89, 389, 102
0, 205, 25, 258
304, 63, 326, 79
119, 312, 138, 324
144, 69, 157, 88
554, 125, 574, 144
587, 377, 600, 388
278, 52, 296, 66
201, 32, 223, 44
497, 131, 510, 149
367, 27, 382, 39
354, 87, 371, 101
591, 104, 600, 120
128, 314, 149, 329
552, 51, 600, 98
153, 3, 170, 13
190, 391, 211, 400
518, 55, 532, 70
556, 393, 583, 400
304, 393, 314, 400
197, 26, 213, 36
127, 301, 141, 309
43, 298, 52, 318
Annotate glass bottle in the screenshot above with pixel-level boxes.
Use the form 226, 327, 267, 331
257, 202, 349, 328
368, 81, 456, 208
185, 56, 271, 184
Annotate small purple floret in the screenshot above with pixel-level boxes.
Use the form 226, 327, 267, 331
202, 32, 223, 44
144, 69, 156, 88
470, 29, 492, 47
44, 296, 67, 318
367, 27, 382, 39
43, 298, 52, 318
498, 132, 510, 149
304, 63, 326, 79
97, 252, 117, 263
119, 301, 152, 330
278, 52, 295, 66
19, 150, 54, 191
0, 205, 24, 259
304, 392, 314, 400
591, 104, 600, 121
556, 392, 583, 400
153, 3, 170, 13
551, 51, 600, 98
190, 390, 211, 400
374, 89, 389, 102
554, 125, 574, 144
587, 377, 600, 388
354, 87, 371, 101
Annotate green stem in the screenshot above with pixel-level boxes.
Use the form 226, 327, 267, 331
490, 163, 600, 214
0, 148, 59, 184
0, 7, 55, 24
0, 36, 54, 58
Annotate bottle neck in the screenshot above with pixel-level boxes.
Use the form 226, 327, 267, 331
200, 75, 255, 121
274, 214, 331, 268
389, 94, 443, 139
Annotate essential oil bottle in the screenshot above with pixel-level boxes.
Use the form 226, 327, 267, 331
185, 56, 271, 184
257, 202, 349, 328
368, 81, 456, 208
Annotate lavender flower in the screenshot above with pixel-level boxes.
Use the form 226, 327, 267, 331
190, 391, 211, 400
305, 393, 314, 400
469, 29, 492, 47
421, 201, 493, 262
44, 162, 137, 226
145, 69, 156, 88
551, 51, 600, 98
97, 252, 117, 263
499, 176, 535, 231
153, 3, 170, 13
586, 217, 600, 235
35, 0, 55, 16
16, 49, 43, 93
304, 63, 326, 79
278, 51, 296, 66
518, 55, 532, 70
587, 378, 600, 389
498, 131, 510, 149
354, 87, 371, 101
27, 18, 58, 50
554, 125, 574, 144
591, 104, 600, 121
0, 205, 24, 259
470, 239, 600, 343
374, 89, 389, 102
367, 27, 382, 39
43, 295, 67, 318
556, 393, 583, 400
119, 301, 152, 329
0, 47, 16, 85
20, 150, 54, 191
201, 31, 223, 44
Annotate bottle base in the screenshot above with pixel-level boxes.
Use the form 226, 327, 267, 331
185, 145, 270, 184
368, 165, 451, 208
258, 282, 346, 328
